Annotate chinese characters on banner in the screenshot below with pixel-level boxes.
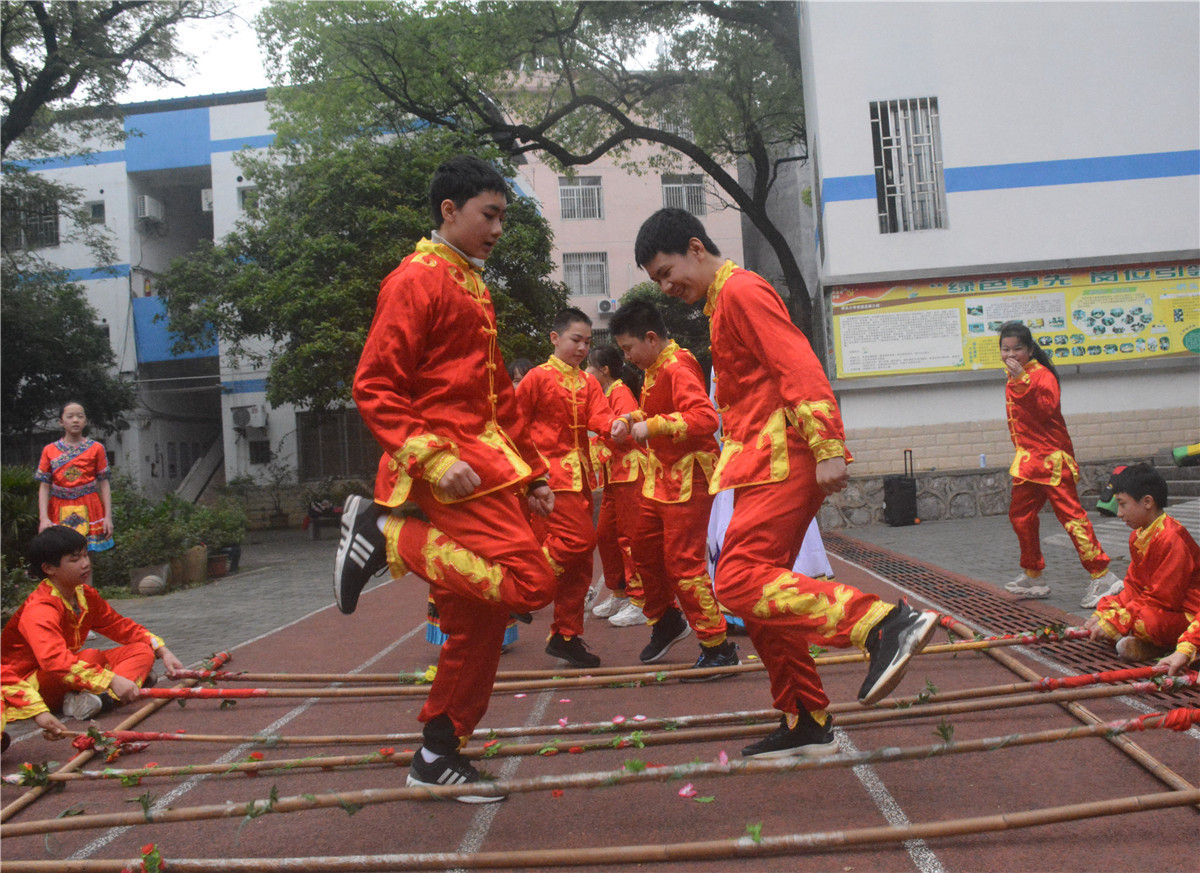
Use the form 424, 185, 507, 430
830, 262, 1199, 379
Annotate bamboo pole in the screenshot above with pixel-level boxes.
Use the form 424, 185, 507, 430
0, 652, 232, 825
3, 709, 1194, 839
943, 617, 1198, 796
5, 787, 1199, 873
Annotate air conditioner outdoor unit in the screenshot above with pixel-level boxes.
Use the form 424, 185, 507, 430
200, 189, 214, 212
597, 298, 620, 317
136, 194, 164, 221
231, 404, 267, 429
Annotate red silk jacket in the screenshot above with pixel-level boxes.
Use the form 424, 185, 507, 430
704, 261, 850, 492
517, 356, 615, 493
627, 340, 719, 504
1113, 513, 1200, 615
1, 582, 164, 722
1005, 361, 1077, 486
354, 238, 545, 507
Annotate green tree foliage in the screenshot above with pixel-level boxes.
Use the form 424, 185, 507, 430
256, 1, 816, 332
158, 132, 568, 410
619, 282, 712, 377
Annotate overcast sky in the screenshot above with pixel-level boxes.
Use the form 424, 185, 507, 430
118, 1, 270, 104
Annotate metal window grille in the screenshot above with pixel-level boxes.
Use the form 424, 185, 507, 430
2, 195, 59, 249
870, 97, 947, 234
558, 176, 603, 220
662, 174, 707, 216
296, 409, 385, 479
591, 327, 611, 347
659, 115, 694, 139
562, 252, 610, 296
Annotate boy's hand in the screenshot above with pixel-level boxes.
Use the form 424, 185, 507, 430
437, 461, 482, 499
1157, 651, 1192, 676
815, 457, 849, 494
630, 422, 650, 445
38, 517, 53, 533
109, 674, 140, 704
156, 646, 185, 678
33, 711, 67, 739
610, 419, 630, 442
528, 484, 555, 517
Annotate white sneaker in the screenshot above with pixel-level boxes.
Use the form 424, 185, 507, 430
1003, 572, 1050, 598
584, 583, 600, 609
1081, 570, 1122, 608
608, 599, 648, 627
1115, 635, 1169, 662
62, 691, 103, 721
592, 593, 627, 618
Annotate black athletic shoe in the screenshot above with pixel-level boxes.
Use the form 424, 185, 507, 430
406, 749, 505, 804
333, 495, 387, 614
545, 633, 601, 668
639, 608, 692, 663
741, 711, 837, 758
679, 640, 740, 683
857, 600, 939, 705
510, 612, 533, 624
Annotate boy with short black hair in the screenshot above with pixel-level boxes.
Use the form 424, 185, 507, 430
1085, 463, 1200, 661
634, 208, 937, 758
609, 299, 737, 675
516, 307, 621, 667
1, 527, 183, 752
335, 154, 557, 802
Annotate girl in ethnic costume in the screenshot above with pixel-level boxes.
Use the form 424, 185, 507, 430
36, 402, 114, 552
999, 323, 1121, 606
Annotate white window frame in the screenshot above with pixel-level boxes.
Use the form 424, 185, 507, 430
562, 252, 610, 296
558, 176, 603, 220
870, 97, 947, 234
662, 173, 707, 216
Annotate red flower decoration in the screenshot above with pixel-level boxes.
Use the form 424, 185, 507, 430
72, 735, 96, 751
248, 751, 264, 761
551, 789, 564, 798
568, 746, 584, 754
378, 747, 395, 756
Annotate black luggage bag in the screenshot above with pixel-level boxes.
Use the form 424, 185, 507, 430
883, 449, 917, 527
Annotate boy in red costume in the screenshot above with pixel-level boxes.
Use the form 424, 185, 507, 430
1084, 463, 1200, 661
609, 300, 737, 674
2, 527, 183, 752
334, 156, 557, 802
634, 208, 938, 758
516, 308, 622, 668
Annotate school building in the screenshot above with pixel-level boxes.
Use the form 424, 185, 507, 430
797, 1, 1199, 501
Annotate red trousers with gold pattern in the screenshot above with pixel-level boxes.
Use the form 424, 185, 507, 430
714, 452, 891, 715
1093, 592, 1191, 647
596, 480, 643, 600
384, 482, 555, 738
36, 643, 156, 714
1009, 478, 1110, 575
528, 489, 596, 638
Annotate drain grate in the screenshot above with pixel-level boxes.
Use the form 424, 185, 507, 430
825, 531, 1199, 708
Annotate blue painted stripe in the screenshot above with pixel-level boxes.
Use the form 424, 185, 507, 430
7, 150, 125, 170
64, 264, 131, 282
822, 150, 1200, 202
210, 134, 276, 153
222, 379, 268, 395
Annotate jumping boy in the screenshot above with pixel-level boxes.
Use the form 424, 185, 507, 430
634, 208, 938, 757
2, 527, 184, 752
334, 155, 557, 802
609, 300, 737, 674
1084, 463, 1200, 661
516, 308, 621, 668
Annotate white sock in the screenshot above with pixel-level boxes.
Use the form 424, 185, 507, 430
420, 747, 442, 763
376, 516, 387, 534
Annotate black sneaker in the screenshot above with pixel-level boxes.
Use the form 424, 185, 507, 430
639, 608, 692, 663
510, 612, 533, 624
857, 600, 939, 705
545, 633, 601, 668
741, 711, 837, 758
333, 495, 387, 614
679, 640, 740, 683
406, 750, 505, 804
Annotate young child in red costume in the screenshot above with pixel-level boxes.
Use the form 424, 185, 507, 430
516, 308, 623, 667
36, 402, 114, 552
2, 527, 183, 753
333, 156, 557, 803
1084, 463, 1200, 663
609, 300, 737, 675
634, 208, 937, 758
999, 321, 1122, 607
586, 345, 647, 627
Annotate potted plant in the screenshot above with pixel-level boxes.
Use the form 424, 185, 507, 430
261, 449, 294, 529
208, 496, 248, 573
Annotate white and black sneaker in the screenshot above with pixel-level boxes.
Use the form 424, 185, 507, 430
639, 607, 692, 663
333, 495, 387, 614
857, 600, 939, 705
406, 749, 505, 804
741, 710, 837, 758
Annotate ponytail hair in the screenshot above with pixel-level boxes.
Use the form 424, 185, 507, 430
588, 345, 643, 396
999, 321, 1058, 384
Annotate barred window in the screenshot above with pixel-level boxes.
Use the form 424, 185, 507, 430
658, 114, 694, 139
296, 409, 385, 479
662, 174, 706, 216
562, 252, 609, 296
870, 97, 947, 234
558, 176, 603, 220
2, 195, 59, 250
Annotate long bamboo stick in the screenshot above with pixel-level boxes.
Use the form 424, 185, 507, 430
0, 652, 232, 825
3, 708, 1194, 839
6, 787, 1199, 873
